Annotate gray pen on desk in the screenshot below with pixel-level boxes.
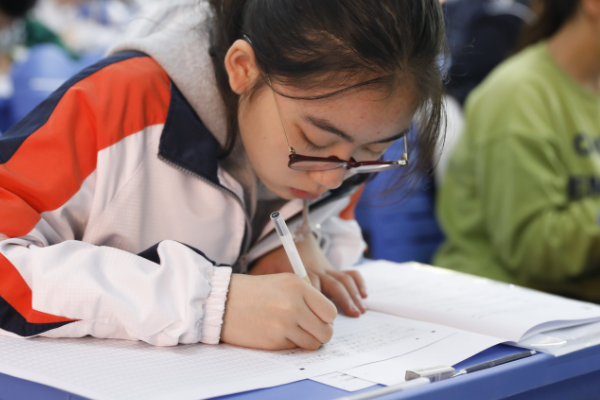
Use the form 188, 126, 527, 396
453, 350, 536, 377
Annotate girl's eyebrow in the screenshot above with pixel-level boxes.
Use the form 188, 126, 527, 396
303, 115, 355, 143
303, 114, 408, 145
368, 128, 410, 145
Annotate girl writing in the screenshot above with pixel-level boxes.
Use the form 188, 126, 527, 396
0, 0, 445, 350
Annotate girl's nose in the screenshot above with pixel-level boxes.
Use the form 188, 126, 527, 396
309, 167, 347, 191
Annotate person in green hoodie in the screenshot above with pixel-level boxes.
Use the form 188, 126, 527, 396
434, 0, 600, 302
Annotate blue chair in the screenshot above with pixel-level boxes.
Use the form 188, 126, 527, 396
355, 134, 444, 264
7, 44, 103, 130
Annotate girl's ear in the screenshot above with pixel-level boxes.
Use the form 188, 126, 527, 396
224, 39, 260, 95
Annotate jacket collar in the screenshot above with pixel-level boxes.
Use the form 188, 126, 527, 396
158, 82, 222, 186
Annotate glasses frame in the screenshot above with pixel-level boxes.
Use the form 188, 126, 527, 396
267, 76, 409, 173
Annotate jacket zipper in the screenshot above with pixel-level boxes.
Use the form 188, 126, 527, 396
158, 155, 253, 271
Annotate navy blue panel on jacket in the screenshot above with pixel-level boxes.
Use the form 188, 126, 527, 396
158, 83, 222, 187
0, 297, 73, 337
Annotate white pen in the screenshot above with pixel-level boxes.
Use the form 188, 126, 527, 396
270, 211, 311, 284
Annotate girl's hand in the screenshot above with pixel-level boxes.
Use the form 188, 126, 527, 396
249, 234, 368, 317
220, 274, 337, 350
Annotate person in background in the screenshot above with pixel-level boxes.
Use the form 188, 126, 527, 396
435, 0, 600, 302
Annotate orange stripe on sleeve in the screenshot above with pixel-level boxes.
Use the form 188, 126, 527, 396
0, 56, 171, 237
0, 55, 172, 326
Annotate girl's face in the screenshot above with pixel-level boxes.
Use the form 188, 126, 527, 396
238, 82, 417, 200
225, 40, 417, 200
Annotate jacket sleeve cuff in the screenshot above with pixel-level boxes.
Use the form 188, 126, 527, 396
199, 266, 232, 345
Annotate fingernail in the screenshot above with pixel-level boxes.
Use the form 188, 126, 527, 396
349, 302, 359, 314
356, 297, 365, 310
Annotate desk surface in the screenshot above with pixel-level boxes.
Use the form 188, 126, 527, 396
2, 344, 600, 400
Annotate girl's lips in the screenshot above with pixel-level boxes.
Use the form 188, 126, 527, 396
290, 188, 321, 200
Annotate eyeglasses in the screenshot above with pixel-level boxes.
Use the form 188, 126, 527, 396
267, 77, 408, 173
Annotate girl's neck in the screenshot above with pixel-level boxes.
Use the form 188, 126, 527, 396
548, 17, 600, 93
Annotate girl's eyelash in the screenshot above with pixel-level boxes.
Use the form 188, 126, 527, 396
299, 129, 385, 157
300, 131, 328, 152
364, 148, 385, 157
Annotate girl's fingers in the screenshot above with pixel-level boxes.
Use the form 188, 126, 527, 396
286, 326, 323, 351
307, 271, 321, 291
298, 303, 334, 344
344, 270, 368, 298
302, 281, 338, 324
319, 273, 361, 317
280, 338, 302, 350
328, 271, 366, 313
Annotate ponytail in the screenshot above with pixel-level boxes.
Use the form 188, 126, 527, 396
516, 0, 580, 51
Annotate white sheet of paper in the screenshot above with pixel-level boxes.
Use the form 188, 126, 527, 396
343, 330, 503, 386
358, 260, 600, 342
0, 312, 454, 400
310, 372, 377, 391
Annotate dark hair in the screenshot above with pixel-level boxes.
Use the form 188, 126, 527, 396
0, 0, 37, 18
208, 0, 447, 194
516, 0, 581, 51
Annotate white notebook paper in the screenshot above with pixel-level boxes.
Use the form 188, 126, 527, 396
359, 260, 600, 342
343, 330, 503, 386
0, 312, 454, 400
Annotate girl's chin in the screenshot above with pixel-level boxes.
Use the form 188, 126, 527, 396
260, 180, 294, 200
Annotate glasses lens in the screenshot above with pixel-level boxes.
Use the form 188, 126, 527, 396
289, 160, 346, 171
352, 163, 403, 173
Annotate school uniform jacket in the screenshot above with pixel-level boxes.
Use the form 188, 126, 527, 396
0, 51, 366, 345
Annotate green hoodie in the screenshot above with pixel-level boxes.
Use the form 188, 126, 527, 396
434, 42, 600, 302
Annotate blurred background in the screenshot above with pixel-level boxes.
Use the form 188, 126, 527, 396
0, 0, 158, 132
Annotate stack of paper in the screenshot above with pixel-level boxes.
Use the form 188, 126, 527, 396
335, 260, 600, 386
359, 260, 600, 342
